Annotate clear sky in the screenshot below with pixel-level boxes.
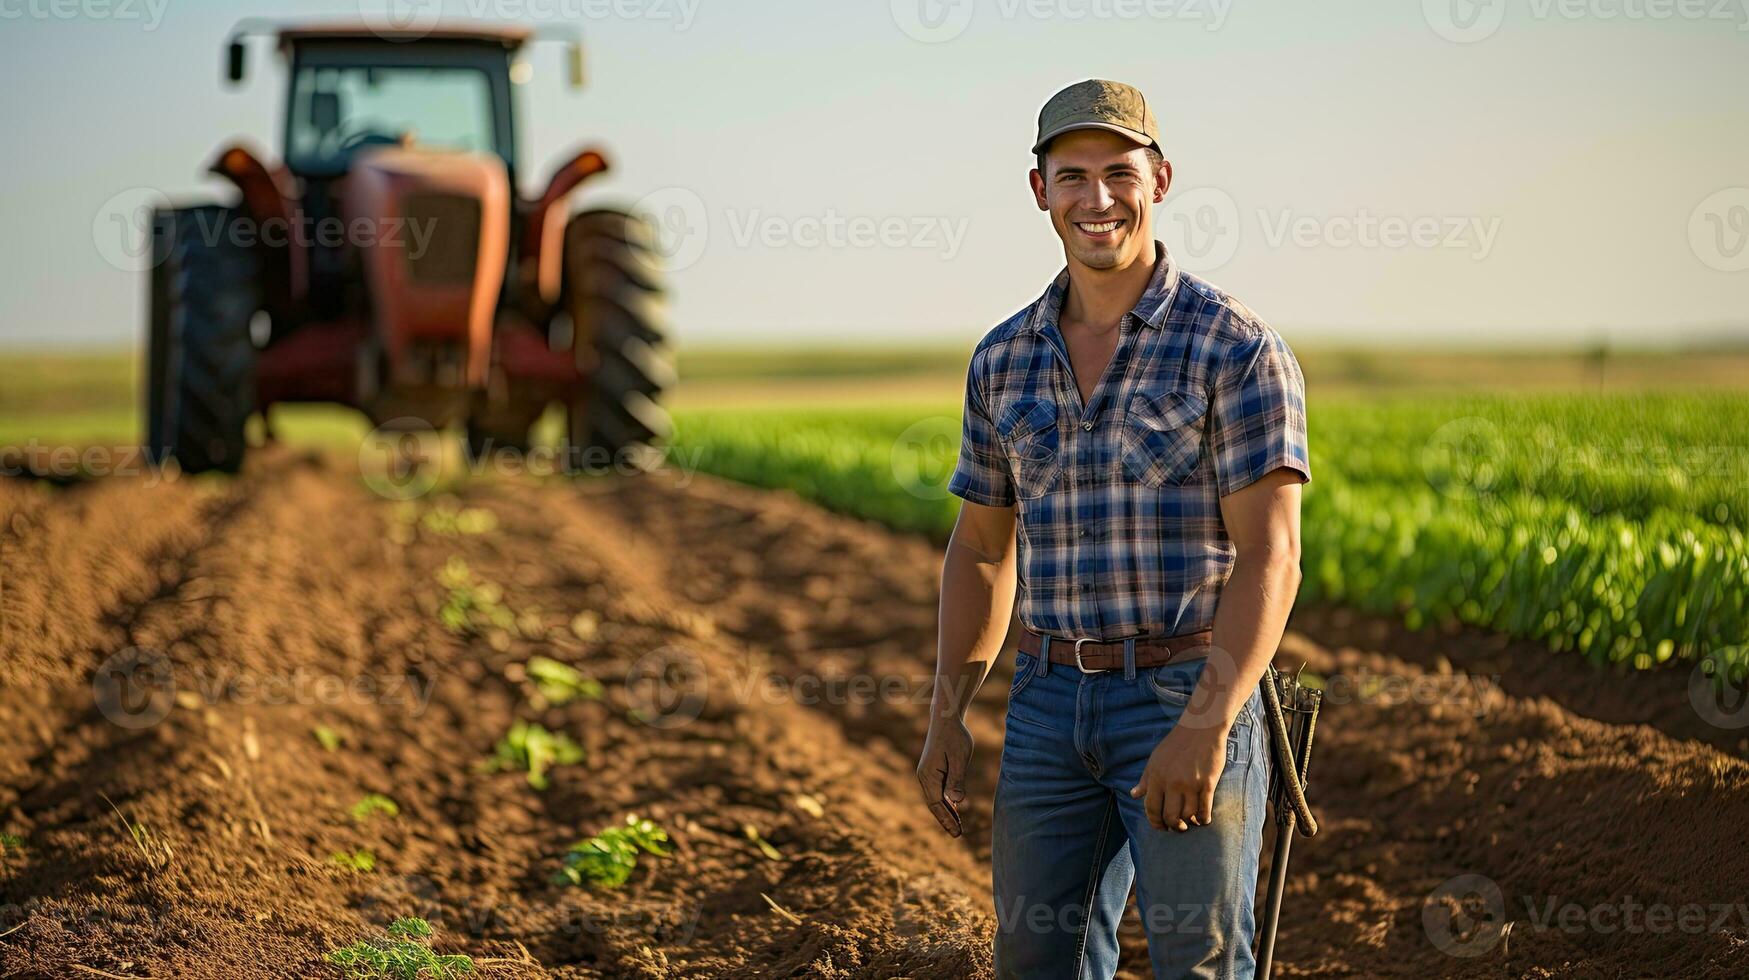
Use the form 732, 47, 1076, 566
1, 0, 1746, 350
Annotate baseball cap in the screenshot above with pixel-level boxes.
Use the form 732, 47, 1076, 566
1032, 79, 1163, 156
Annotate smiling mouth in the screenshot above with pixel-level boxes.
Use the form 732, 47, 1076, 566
1074, 218, 1126, 236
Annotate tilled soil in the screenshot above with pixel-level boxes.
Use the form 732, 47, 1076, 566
1, 448, 1745, 978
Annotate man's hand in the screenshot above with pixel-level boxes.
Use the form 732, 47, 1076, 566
916, 718, 974, 837
1129, 721, 1229, 832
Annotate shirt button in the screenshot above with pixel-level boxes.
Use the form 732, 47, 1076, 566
1080, 582, 1093, 592
1081, 420, 1093, 431
1078, 528, 1089, 538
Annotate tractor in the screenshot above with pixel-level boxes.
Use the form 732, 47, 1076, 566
146, 21, 672, 474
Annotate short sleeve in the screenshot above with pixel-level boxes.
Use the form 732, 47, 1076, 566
947, 358, 1015, 507
1209, 327, 1311, 497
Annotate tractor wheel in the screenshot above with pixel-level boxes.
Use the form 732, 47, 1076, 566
560, 206, 675, 474
146, 205, 260, 474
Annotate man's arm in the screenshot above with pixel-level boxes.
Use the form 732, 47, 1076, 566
1130, 468, 1303, 831
932, 498, 1019, 720
916, 497, 1018, 837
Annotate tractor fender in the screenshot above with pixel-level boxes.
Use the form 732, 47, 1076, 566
522, 147, 610, 306
205, 142, 306, 305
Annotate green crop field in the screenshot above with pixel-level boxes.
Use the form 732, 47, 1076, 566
669, 392, 1749, 675
4, 347, 1745, 675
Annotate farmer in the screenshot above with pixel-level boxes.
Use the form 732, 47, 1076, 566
915, 79, 1311, 979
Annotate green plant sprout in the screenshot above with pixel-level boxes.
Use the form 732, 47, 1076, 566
350, 794, 401, 823
420, 500, 498, 536
524, 657, 603, 705
556, 815, 669, 889
484, 721, 584, 791
436, 557, 515, 636
326, 917, 474, 979
329, 849, 377, 872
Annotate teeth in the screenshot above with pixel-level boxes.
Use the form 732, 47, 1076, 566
1079, 220, 1121, 233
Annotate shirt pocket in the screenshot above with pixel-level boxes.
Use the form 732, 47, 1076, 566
1119, 388, 1209, 488
996, 397, 1061, 500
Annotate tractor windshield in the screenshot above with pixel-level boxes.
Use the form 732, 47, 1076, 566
287, 65, 499, 175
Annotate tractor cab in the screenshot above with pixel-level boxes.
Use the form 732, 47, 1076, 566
144, 21, 670, 476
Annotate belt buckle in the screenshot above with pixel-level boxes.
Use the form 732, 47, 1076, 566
1072, 637, 1104, 674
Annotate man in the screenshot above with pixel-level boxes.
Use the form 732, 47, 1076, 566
914, 79, 1311, 979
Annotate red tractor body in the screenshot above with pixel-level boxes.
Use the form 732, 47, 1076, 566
147, 22, 672, 473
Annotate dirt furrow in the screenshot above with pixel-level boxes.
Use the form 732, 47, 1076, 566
2, 457, 1745, 979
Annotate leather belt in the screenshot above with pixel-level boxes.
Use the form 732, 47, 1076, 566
1018, 628, 1214, 673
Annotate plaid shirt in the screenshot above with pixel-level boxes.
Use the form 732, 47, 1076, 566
948, 241, 1310, 641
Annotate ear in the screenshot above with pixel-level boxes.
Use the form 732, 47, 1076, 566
1030, 168, 1049, 211
1154, 159, 1173, 205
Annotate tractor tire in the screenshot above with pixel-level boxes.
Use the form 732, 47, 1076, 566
561, 206, 675, 474
146, 205, 260, 474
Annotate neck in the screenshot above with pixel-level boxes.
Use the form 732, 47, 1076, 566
1060, 241, 1157, 331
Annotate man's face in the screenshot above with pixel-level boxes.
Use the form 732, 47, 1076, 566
1030, 129, 1170, 271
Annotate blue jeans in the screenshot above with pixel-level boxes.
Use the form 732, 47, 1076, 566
991, 648, 1270, 979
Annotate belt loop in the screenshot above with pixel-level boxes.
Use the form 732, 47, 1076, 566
1123, 637, 1137, 681
1037, 634, 1051, 677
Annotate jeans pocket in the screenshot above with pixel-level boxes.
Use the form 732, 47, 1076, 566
1009, 651, 1036, 699
1119, 389, 1208, 488
1147, 660, 1201, 707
